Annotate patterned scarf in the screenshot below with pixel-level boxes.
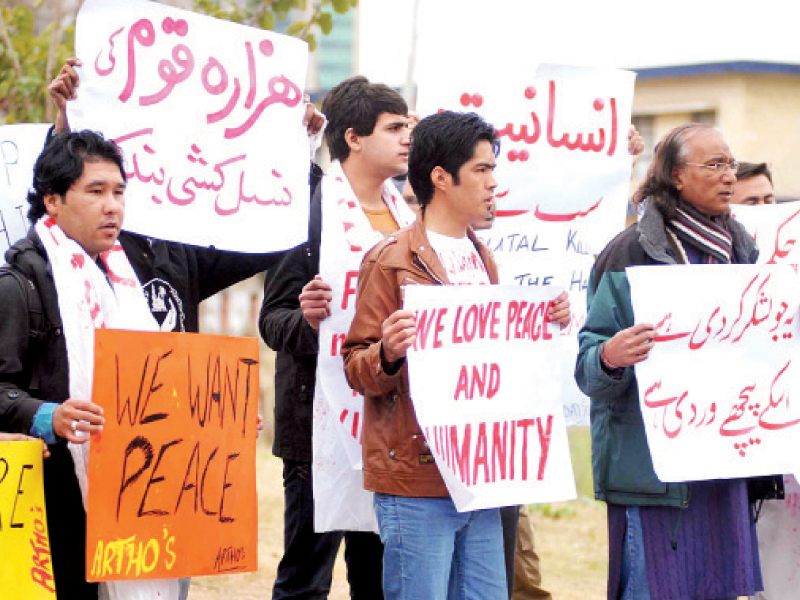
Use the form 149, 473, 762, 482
668, 198, 733, 264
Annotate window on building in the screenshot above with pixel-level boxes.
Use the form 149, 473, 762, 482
690, 110, 716, 125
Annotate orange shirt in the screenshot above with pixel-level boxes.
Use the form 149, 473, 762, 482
362, 205, 400, 237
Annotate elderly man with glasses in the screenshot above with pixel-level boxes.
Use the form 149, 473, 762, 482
576, 124, 766, 600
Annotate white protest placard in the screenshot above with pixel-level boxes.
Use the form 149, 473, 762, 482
419, 64, 636, 426
732, 203, 800, 265
311, 177, 414, 532
404, 285, 576, 511
0, 124, 51, 255
69, 0, 310, 252
476, 215, 594, 425
628, 264, 800, 482
417, 63, 635, 254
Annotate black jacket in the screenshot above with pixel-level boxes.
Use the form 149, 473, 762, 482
0, 229, 283, 598
0, 230, 96, 599
259, 174, 322, 462
119, 231, 282, 332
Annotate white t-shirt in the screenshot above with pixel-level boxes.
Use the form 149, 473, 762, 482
426, 230, 490, 286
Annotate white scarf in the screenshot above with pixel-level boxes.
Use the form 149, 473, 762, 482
35, 217, 177, 600
322, 159, 415, 253
313, 160, 416, 532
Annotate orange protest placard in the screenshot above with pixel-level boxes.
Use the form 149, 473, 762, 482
86, 330, 259, 581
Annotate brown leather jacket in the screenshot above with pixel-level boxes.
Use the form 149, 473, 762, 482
342, 219, 499, 497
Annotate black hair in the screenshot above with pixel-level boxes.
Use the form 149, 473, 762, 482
27, 130, 126, 223
408, 111, 499, 211
321, 75, 408, 162
736, 161, 773, 184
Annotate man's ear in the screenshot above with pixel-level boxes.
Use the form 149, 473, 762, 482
672, 166, 685, 192
345, 127, 361, 153
43, 193, 61, 218
431, 166, 449, 192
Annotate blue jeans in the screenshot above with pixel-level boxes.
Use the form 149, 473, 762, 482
620, 507, 737, 600
620, 507, 651, 600
373, 493, 507, 600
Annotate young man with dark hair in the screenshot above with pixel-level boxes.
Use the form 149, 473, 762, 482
259, 75, 415, 600
342, 111, 569, 599
0, 130, 156, 599
731, 161, 775, 205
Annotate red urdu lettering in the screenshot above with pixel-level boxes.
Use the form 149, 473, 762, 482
120, 19, 156, 103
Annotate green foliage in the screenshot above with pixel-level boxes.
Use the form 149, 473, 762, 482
192, 0, 359, 51
530, 502, 578, 519
0, 0, 356, 124
0, 5, 75, 124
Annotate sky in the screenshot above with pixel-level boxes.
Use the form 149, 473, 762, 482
358, 0, 800, 87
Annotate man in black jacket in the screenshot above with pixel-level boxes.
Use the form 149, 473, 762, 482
13, 59, 323, 600
0, 130, 137, 599
259, 75, 415, 600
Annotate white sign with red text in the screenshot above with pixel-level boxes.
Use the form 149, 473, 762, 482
628, 264, 800, 482
476, 215, 593, 425
312, 173, 414, 532
0, 124, 51, 255
419, 64, 636, 427
732, 203, 800, 265
69, 0, 310, 252
417, 63, 635, 254
404, 284, 576, 511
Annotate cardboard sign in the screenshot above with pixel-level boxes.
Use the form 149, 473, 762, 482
0, 440, 56, 599
69, 0, 310, 252
628, 264, 800, 482
0, 124, 51, 255
87, 329, 259, 581
405, 285, 577, 511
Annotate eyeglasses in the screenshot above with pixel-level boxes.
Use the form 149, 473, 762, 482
684, 160, 739, 175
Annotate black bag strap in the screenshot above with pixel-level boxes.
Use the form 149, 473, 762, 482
0, 266, 46, 341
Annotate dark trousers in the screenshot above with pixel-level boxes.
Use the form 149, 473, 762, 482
500, 505, 521, 600
273, 459, 384, 600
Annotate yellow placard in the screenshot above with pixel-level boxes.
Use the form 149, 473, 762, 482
0, 440, 56, 599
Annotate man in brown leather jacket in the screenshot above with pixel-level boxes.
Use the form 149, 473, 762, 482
342, 111, 569, 600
